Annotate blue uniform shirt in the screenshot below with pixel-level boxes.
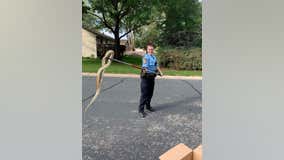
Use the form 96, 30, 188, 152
142, 53, 158, 73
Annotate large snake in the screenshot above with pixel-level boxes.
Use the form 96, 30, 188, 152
84, 50, 114, 112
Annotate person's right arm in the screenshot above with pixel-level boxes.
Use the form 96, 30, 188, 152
142, 56, 148, 72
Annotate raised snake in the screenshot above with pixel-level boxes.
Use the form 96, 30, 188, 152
84, 50, 114, 112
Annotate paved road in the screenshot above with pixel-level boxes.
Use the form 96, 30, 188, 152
82, 76, 202, 160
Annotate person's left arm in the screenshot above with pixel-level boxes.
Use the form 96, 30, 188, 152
154, 55, 163, 76
157, 67, 163, 76
156, 57, 164, 77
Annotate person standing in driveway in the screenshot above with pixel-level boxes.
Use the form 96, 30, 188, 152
138, 43, 163, 118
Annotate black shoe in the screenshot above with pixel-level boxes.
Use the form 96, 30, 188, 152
139, 111, 147, 118
146, 107, 155, 112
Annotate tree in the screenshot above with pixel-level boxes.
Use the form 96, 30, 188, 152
85, 0, 156, 58
134, 4, 165, 48
134, 0, 202, 48
160, 0, 202, 47
82, 0, 90, 14
135, 22, 162, 48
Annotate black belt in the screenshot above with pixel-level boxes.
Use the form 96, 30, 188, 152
140, 69, 157, 78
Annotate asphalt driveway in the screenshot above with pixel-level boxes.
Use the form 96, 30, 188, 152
82, 76, 202, 160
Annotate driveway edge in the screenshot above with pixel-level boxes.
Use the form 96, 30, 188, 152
82, 72, 202, 80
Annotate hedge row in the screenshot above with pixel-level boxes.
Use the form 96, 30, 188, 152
156, 47, 202, 70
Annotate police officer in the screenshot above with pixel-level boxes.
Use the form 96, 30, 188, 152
138, 43, 163, 118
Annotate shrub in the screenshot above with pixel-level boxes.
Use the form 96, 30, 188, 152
156, 47, 202, 70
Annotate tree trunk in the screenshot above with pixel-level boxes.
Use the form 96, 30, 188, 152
113, 11, 122, 59
114, 32, 121, 59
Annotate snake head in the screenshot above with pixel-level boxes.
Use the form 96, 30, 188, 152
102, 50, 115, 65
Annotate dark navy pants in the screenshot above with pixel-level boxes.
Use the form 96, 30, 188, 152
138, 77, 155, 112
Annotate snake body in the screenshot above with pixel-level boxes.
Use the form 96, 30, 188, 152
84, 50, 115, 112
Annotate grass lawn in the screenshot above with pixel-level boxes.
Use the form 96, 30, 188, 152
82, 55, 202, 76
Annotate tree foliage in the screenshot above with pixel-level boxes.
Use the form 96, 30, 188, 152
135, 0, 202, 48
84, 0, 157, 58
161, 0, 202, 47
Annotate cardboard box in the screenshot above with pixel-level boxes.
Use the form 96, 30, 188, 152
193, 145, 202, 160
159, 143, 193, 160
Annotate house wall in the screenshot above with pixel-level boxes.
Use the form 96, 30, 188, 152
82, 28, 97, 58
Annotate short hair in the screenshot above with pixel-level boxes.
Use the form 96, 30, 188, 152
146, 42, 155, 49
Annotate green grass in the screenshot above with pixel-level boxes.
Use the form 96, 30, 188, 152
82, 55, 202, 76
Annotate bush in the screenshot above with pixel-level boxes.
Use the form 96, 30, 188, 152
156, 47, 202, 70
97, 44, 126, 59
